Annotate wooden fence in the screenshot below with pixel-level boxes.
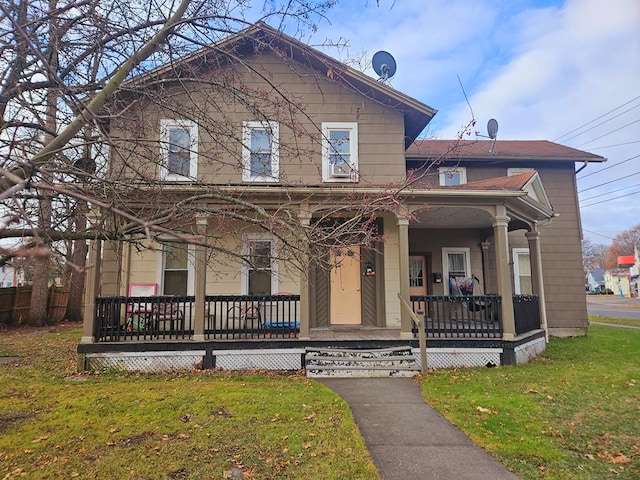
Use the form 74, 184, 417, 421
0, 286, 69, 325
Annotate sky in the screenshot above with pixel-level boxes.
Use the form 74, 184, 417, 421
300, 0, 640, 245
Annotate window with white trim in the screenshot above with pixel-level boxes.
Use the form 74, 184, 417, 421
438, 167, 466, 186
242, 121, 279, 182
242, 235, 278, 295
322, 122, 358, 182
507, 167, 534, 176
159, 119, 198, 180
513, 248, 532, 294
442, 247, 471, 294
162, 243, 195, 295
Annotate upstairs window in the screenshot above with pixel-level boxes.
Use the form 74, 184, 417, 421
242, 121, 279, 182
438, 166, 466, 186
322, 122, 358, 182
160, 120, 198, 181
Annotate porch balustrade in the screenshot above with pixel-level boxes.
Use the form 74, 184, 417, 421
512, 294, 541, 335
410, 295, 502, 338
410, 294, 542, 339
94, 294, 300, 342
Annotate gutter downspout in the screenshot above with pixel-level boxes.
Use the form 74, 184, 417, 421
575, 160, 588, 174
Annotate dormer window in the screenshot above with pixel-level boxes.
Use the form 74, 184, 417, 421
322, 122, 358, 182
438, 166, 466, 186
159, 119, 198, 181
242, 121, 279, 182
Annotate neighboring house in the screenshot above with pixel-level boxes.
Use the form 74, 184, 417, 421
604, 270, 631, 298
78, 23, 605, 372
586, 269, 606, 293
0, 264, 24, 288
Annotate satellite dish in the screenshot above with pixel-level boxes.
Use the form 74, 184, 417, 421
487, 119, 499, 139
372, 51, 397, 81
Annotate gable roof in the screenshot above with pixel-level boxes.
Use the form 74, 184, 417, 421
406, 140, 606, 163
124, 22, 437, 149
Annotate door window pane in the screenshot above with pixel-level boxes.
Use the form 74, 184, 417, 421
448, 253, 467, 278
409, 258, 424, 287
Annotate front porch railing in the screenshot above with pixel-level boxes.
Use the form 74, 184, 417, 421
512, 294, 540, 335
410, 295, 502, 338
95, 294, 300, 342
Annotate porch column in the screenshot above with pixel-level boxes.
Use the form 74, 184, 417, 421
192, 214, 208, 342
492, 212, 516, 339
397, 216, 412, 338
298, 211, 312, 340
526, 228, 549, 341
480, 241, 491, 292
80, 238, 102, 344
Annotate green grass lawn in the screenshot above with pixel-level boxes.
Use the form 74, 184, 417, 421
421, 323, 640, 479
589, 315, 640, 328
0, 324, 379, 480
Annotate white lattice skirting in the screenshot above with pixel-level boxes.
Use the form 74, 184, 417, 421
413, 348, 502, 369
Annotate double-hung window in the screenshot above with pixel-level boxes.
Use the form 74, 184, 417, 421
242, 235, 278, 295
442, 247, 471, 294
438, 166, 466, 186
242, 121, 279, 182
160, 120, 198, 180
162, 243, 194, 295
322, 122, 358, 182
513, 248, 532, 294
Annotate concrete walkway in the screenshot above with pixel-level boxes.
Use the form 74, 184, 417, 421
321, 378, 519, 480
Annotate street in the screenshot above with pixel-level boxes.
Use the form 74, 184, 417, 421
586, 295, 640, 320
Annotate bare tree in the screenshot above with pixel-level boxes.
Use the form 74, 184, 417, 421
0, 1, 453, 323
582, 238, 610, 271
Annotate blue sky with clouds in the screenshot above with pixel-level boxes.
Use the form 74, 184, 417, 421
297, 0, 640, 245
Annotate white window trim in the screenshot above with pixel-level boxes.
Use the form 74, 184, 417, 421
507, 167, 534, 176
156, 243, 195, 295
159, 119, 198, 181
240, 233, 279, 295
242, 121, 279, 183
442, 247, 471, 295
438, 166, 467, 186
513, 247, 531, 295
321, 122, 359, 182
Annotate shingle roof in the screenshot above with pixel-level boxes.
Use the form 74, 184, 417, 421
407, 140, 605, 162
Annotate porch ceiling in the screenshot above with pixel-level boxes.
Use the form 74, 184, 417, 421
410, 206, 493, 229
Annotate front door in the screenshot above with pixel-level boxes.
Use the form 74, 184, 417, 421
330, 246, 362, 325
409, 255, 428, 315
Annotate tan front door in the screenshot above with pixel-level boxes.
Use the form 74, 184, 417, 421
330, 246, 362, 325
409, 256, 428, 315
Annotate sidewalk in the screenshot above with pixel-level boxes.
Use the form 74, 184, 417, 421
321, 378, 518, 480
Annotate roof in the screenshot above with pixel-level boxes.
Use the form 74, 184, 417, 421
436, 171, 537, 190
123, 22, 437, 149
406, 140, 606, 163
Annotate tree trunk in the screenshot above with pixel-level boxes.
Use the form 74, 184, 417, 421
66, 221, 88, 322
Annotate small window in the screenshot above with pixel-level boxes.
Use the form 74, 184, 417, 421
322, 122, 358, 182
242, 235, 278, 295
242, 121, 279, 182
159, 120, 198, 180
507, 167, 534, 176
162, 243, 194, 295
513, 248, 532, 294
438, 167, 466, 186
442, 247, 471, 294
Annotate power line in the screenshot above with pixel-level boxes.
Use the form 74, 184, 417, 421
580, 183, 640, 202
578, 169, 640, 193
576, 118, 640, 148
588, 140, 640, 150
577, 153, 640, 180
581, 189, 640, 208
561, 103, 640, 143
583, 229, 615, 241
553, 94, 640, 142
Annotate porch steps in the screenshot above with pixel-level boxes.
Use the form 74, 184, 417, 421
305, 346, 419, 378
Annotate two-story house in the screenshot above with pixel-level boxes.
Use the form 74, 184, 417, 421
78, 22, 605, 373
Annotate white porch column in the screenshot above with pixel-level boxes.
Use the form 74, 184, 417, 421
397, 215, 412, 338
492, 211, 516, 339
192, 214, 208, 342
298, 211, 312, 340
81, 238, 102, 344
526, 228, 549, 342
